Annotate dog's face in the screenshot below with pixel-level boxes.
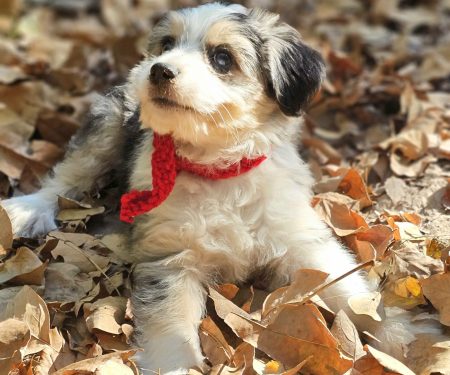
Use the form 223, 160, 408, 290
129, 3, 325, 147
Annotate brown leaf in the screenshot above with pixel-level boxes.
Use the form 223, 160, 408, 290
43, 262, 93, 302
0, 318, 30, 371
365, 345, 415, 375
199, 316, 233, 365
52, 349, 138, 375
0, 205, 12, 249
3, 285, 50, 356
216, 283, 240, 300
313, 194, 369, 237
420, 272, 450, 326
390, 244, 444, 279
225, 304, 353, 375
57, 196, 105, 221
345, 225, 394, 262
336, 168, 372, 209
34, 328, 76, 375
348, 291, 383, 322
208, 287, 253, 321
407, 334, 450, 375
262, 269, 329, 320
85, 296, 127, 335
51, 240, 110, 273
232, 342, 256, 375
0, 247, 45, 284
330, 310, 366, 360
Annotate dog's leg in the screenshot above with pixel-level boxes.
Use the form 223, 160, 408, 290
1, 92, 126, 237
132, 261, 206, 374
268, 207, 423, 360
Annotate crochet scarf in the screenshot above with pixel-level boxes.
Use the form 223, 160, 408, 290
120, 133, 267, 223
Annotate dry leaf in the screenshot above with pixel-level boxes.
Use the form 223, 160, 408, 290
420, 273, 450, 326
44, 262, 93, 302
348, 292, 383, 322
365, 345, 415, 375
225, 304, 353, 375
0, 247, 44, 284
52, 349, 138, 375
0, 318, 30, 372
0, 205, 13, 249
4, 285, 50, 356
262, 269, 329, 320
407, 334, 450, 375
330, 310, 366, 360
85, 296, 127, 334
313, 194, 368, 236
199, 316, 233, 365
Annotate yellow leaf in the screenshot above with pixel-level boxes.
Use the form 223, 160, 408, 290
426, 238, 447, 260
405, 276, 421, 297
265, 360, 281, 374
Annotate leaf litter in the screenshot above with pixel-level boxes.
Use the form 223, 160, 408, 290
0, 0, 450, 374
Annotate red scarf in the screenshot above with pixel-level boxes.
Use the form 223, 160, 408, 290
120, 133, 267, 223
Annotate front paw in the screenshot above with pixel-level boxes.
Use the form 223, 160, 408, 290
133, 345, 205, 375
1, 194, 57, 238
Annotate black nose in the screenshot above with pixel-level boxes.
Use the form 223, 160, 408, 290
149, 63, 179, 85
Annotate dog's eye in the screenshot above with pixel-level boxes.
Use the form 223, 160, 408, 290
210, 49, 233, 73
161, 36, 175, 53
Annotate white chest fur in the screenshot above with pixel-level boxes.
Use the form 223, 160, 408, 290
127, 132, 332, 283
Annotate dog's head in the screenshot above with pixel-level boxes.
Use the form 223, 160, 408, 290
129, 3, 325, 149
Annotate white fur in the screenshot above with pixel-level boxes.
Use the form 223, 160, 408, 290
2, 192, 57, 238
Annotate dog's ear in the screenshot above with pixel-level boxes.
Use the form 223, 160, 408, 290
262, 18, 325, 116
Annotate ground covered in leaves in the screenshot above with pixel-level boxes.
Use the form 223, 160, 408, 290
0, 0, 449, 374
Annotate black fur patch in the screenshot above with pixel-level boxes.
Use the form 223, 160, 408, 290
271, 41, 325, 116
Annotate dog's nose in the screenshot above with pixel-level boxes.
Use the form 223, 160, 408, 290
149, 63, 179, 85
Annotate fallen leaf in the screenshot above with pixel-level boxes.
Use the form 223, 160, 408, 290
407, 334, 450, 375
208, 287, 253, 321
225, 304, 353, 374
199, 316, 233, 365
44, 262, 93, 302
313, 194, 369, 236
52, 349, 138, 375
3, 285, 50, 356
262, 269, 329, 320
384, 176, 408, 205
0, 318, 30, 372
330, 310, 366, 360
0, 205, 13, 249
420, 272, 450, 326
348, 292, 383, 322
0, 247, 45, 284
85, 296, 127, 334
57, 196, 105, 221
365, 345, 415, 375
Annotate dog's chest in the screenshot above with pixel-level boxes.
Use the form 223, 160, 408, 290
128, 134, 313, 279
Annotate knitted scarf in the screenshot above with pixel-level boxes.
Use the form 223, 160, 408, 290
120, 133, 267, 223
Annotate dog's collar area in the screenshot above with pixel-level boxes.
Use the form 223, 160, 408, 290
120, 132, 267, 223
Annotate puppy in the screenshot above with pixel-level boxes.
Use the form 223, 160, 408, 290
1, 3, 432, 374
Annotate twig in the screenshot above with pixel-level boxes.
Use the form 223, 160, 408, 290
291, 259, 375, 306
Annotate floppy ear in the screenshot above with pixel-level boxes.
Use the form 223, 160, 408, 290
264, 22, 325, 116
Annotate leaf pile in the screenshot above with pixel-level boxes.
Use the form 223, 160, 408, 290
0, 0, 449, 374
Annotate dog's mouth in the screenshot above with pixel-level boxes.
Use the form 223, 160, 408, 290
152, 97, 196, 112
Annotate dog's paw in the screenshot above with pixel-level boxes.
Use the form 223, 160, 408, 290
134, 350, 205, 375
1, 194, 57, 238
